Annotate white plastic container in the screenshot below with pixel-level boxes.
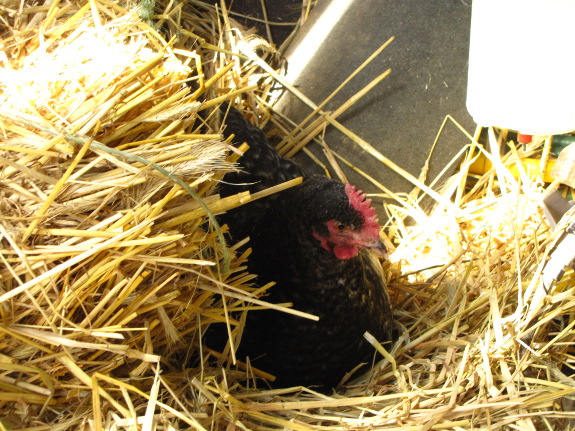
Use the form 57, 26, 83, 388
466, 0, 575, 136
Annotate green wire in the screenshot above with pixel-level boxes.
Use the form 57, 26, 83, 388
139, 0, 156, 26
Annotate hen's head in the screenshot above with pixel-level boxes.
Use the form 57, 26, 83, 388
310, 182, 385, 260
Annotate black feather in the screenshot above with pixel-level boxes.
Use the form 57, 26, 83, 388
210, 104, 394, 389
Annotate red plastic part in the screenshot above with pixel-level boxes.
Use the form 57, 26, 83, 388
518, 133, 533, 144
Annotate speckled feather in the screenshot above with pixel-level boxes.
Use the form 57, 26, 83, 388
217, 104, 302, 241
214, 105, 393, 389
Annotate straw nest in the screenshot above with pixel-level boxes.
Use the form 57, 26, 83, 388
1, 1, 574, 430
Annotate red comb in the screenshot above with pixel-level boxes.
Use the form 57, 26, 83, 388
344, 184, 380, 238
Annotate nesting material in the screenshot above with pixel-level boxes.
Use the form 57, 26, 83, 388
1, 1, 575, 430
0, 1, 257, 429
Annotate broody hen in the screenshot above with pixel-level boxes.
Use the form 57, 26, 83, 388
214, 104, 394, 389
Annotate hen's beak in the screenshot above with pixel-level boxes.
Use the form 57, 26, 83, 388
369, 239, 388, 259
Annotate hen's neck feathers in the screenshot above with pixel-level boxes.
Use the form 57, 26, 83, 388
250, 176, 361, 280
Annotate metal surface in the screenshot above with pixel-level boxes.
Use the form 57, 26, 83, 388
275, 0, 474, 210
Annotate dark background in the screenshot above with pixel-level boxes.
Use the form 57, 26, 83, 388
227, 0, 475, 216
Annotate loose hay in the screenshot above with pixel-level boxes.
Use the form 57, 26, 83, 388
1, 1, 575, 430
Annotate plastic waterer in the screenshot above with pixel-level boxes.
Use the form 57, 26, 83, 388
466, 0, 575, 137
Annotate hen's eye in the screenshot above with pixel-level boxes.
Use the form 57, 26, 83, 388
336, 223, 347, 231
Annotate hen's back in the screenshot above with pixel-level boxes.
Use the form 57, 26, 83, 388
217, 104, 303, 241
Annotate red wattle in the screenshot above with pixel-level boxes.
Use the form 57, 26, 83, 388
333, 244, 359, 260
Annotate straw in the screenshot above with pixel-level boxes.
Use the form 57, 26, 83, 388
1, 1, 574, 430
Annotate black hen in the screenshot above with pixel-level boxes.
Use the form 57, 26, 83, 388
214, 104, 394, 389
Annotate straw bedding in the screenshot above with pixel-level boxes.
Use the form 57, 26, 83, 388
1, 1, 574, 430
